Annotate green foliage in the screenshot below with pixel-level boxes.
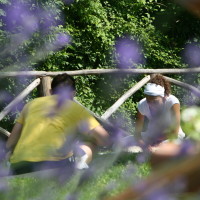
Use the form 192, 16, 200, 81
39, 0, 200, 123
0, 162, 150, 200
1, 0, 200, 133
182, 106, 200, 140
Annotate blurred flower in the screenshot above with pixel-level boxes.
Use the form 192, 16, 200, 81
0, 91, 13, 105
33, 159, 75, 185
4, 1, 39, 34
77, 121, 90, 134
3, 0, 62, 37
136, 151, 150, 164
183, 43, 200, 67
142, 187, 177, 200
0, 140, 6, 161
54, 33, 71, 48
44, 32, 71, 52
38, 9, 59, 32
182, 106, 199, 121
63, 0, 75, 5
57, 89, 72, 107
0, 140, 9, 177
115, 37, 144, 69
121, 164, 137, 184
98, 181, 117, 199
0, 180, 9, 193
109, 127, 127, 151
177, 139, 195, 157
181, 106, 200, 140
66, 193, 78, 200
135, 178, 185, 200
22, 14, 39, 34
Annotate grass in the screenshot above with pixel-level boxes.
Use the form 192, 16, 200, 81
0, 152, 151, 200
1, 151, 199, 200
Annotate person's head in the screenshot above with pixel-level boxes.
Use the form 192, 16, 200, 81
144, 74, 171, 112
51, 74, 76, 99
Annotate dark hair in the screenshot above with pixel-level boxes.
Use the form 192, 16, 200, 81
149, 74, 171, 96
51, 74, 76, 94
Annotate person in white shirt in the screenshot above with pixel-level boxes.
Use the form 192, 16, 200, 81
135, 74, 185, 150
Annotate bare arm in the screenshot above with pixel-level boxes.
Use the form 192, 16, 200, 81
89, 125, 110, 147
6, 122, 23, 152
135, 111, 145, 141
170, 103, 181, 137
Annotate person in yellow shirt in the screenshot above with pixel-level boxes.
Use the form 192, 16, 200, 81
6, 74, 110, 175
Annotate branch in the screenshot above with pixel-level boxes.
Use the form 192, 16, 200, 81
164, 76, 200, 97
0, 127, 10, 137
0, 78, 41, 121
101, 75, 151, 120
1, 68, 200, 77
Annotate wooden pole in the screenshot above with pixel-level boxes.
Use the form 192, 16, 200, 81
38, 76, 52, 96
164, 76, 200, 96
1, 68, 200, 77
101, 75, 151, 120
0, 127, 11, 137
0, 78, 41, 121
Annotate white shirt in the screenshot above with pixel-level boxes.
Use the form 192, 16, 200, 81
138, 95, 185, 140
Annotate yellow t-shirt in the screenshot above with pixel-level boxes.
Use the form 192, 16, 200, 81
10, 96, 100, 163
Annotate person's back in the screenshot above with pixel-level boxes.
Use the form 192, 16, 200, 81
10, 95, 99, 164
6, 74, 109, 175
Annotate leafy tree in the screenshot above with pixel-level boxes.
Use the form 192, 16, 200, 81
1, 0, 200, 133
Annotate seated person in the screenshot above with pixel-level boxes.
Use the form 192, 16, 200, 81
135, 74, 185, 150
6, 74, 110, 175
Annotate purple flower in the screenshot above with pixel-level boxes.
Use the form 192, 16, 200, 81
136, 151, 150, 164
122, 164, 137, 183
0, 180, 9, 193
3, 0, 62, 36
4, 1, 26, 30
77, 121, 90, 133
77, 167, 94, 187
98, 181, 117, 199
115, 37, 144, 69
109, 127, 126, 150
0, 141, 10, 177
55, 86, 74, 108
33, 159, 75, 185
54, 33, 71, 48
0, 140, 6, 161
37, 9, 58, 32
135, 178, 186, 200
63, 0, 75, 5
66, 193, 78, 200
21, 13, 39, 34
183, 43, 200, 67
3, 1, 39, 34
177, 139, 194, 157
0, 165, 9, 177
0, 91, 13, 105
142, 187, 175, 200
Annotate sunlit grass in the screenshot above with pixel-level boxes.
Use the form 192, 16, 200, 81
0, 154, 151, 200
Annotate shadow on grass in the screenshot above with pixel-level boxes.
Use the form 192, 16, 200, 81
93, 151, 139, 166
